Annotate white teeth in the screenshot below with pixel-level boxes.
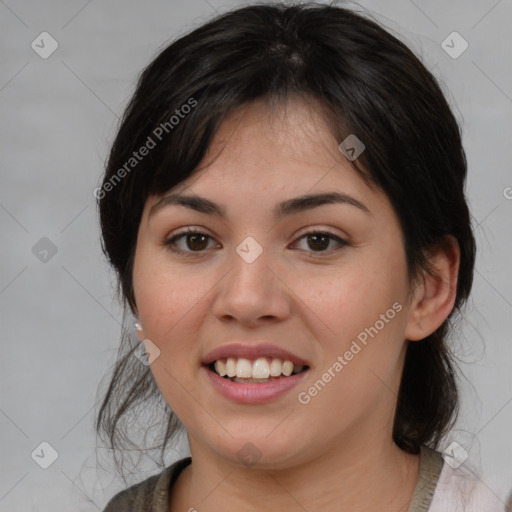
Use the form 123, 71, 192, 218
282, 360, 293, 377
235, 358, 252, 378
214, 360, 227, 377
269, 358, 282, 377
252, 358, 270, 379
212, 357, 305, 379
226, 357, 236, 378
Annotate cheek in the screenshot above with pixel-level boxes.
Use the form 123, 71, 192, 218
132, 256, 209, 408
132, 246, 213, 353
296, 281, 408, 430
295, 252, 406, 334
134, 274, 201, 337
300, 247, 409, 386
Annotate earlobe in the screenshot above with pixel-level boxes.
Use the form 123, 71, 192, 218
134, 320, 144, 341
404, 235, 460, 342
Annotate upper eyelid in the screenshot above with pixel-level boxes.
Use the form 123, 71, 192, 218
165, 227, 347, 251
167, 225, 346, 240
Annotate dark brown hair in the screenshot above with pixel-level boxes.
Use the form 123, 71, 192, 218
95, 2, 476, 478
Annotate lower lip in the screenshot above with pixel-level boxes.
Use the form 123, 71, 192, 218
202, 365, 309, 404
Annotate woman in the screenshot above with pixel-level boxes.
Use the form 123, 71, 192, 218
95, 3, 511, 511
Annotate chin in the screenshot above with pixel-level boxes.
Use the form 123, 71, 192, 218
210, 434, 307, 471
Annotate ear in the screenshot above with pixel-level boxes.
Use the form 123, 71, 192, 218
132, 306, 145, 342
134, 321, 145, 341
404, 235, 460, 341
129, 297, 144, 340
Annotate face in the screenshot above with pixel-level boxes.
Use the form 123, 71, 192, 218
132, 97, 418, 469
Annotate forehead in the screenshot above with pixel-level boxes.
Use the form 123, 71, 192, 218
145, 96, 388, 219
202, 96, 344, 170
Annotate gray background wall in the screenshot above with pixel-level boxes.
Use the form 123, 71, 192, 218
1, 0, 511, 510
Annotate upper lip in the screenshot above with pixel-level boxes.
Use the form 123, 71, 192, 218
202, 343, 310, 367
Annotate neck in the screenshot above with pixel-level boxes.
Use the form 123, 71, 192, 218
170, 436, 420, 512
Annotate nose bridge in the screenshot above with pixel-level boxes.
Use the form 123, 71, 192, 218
227, 235, 273, 299
211, 235, 289, 323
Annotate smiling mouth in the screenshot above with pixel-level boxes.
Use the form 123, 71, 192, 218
207, 356, 309, 383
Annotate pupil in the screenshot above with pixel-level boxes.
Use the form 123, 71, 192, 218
188, 234, 207, 250
188, 234, 329, 251
308, 234, 329, 251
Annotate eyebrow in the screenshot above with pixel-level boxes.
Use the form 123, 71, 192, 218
149, 191, 371, 219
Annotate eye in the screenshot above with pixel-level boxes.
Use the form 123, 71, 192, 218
292, 229, 348, 254
163, 228, 348, 256
164, 227, 218, 255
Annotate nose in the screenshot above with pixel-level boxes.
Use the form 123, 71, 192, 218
210, 240, 292, 327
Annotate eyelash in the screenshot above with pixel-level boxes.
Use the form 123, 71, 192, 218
163, 227, 348, 257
